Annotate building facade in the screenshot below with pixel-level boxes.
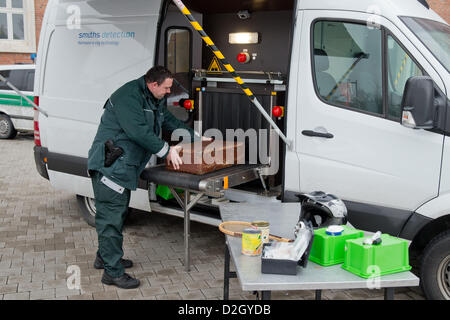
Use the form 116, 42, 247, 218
0, 0, 46, 65
0, 0, 448, 65
429, 0, 449, 23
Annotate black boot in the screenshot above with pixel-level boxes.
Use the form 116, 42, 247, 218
94, 253, 133, 269
101, 272, 140, 289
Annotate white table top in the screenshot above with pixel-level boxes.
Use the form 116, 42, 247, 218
219, 203, 420, 291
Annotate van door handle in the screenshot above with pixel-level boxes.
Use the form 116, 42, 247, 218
301, 130, 334, 139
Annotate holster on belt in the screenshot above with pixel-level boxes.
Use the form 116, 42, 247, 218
104, 139, 123, 167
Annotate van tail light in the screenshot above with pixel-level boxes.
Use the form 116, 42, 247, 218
33, 96, 41, 147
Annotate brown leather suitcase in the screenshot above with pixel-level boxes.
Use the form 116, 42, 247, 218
165, 140, 245, 175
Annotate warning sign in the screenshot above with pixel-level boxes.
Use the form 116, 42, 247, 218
207, 56, 222, 74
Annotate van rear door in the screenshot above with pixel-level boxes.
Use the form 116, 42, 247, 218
40, 0, 162, 193
155, 6, 203, 127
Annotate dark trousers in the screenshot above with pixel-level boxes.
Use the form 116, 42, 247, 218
91, 171, 131, 277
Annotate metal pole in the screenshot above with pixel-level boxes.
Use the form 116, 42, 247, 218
184, 189, 190, 272
197, 88, 203, 136
171, 0, 292, 149
0, 74, 48, 117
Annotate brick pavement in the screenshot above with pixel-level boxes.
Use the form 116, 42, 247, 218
0, 134, 426, 300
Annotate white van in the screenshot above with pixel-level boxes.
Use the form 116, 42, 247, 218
33, 0, 449, 299
0, 64, 35, 139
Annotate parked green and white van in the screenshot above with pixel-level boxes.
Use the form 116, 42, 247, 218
0, 64, 35, 139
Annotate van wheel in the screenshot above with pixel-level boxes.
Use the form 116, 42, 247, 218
76, 195, 96, 227
420, 230, 450, 300
0, 114, 17, 139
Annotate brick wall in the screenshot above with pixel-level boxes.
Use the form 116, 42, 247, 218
429, 0, 449, 23
0, 0, 48, 65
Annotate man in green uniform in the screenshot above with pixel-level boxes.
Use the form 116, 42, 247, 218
87, 66, 204, 289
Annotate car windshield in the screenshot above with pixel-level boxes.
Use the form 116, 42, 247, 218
400, 16, 450, 73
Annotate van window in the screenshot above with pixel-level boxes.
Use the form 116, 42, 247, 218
0, 69, 34, 91
24, 69, 34, 92
313, 21, 383, 115
0, 69, 28, 91
387, 35, 423, 119
166, 28, 191, 73
0, 70, 10, 88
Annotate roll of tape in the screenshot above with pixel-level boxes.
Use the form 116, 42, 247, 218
326, 225, 344, 236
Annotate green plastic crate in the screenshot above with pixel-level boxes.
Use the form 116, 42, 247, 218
342, 234, 412, 278
308, 225, 365, 266
156, 185, 183, 200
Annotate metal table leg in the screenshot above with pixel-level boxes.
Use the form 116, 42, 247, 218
261, 291, 271, 300
223, 244, 237, 300
384, 287, 395, 300
315, 290, 322, 300
224, 245, 231, 300
169, 188, 204, 272
184, 190, 190, 272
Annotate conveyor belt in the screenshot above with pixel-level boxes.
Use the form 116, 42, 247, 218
141, 164, 262, 195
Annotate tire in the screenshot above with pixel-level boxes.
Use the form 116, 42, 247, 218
76, 195, 96, 227
420, 230, 450, 300
0, 114, 17, 139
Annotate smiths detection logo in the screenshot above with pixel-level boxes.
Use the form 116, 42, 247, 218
77, 31, 136, 46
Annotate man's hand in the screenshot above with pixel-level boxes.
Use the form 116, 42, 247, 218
167, 145, 183, 170
201, 136, 213, 142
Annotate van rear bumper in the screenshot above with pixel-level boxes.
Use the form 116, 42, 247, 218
34, 145, 49, 180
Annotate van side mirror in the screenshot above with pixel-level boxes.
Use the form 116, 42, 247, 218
401, 76, 436, 129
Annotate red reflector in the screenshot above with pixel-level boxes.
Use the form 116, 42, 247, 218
34, 128, 41, 146
34, 131, 41, 146
183, 100, 192, 110
179, 99, 194, 110
33, 96, 41, 146
272, 106, 284, 118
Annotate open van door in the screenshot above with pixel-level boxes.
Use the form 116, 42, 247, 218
156, 5, 203, 126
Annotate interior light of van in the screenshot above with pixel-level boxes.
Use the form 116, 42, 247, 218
229, 32, 259, 44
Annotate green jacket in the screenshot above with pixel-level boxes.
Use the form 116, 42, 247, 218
88, 75, 196, 190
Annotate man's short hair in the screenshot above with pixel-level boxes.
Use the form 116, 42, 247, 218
145, 66, 173, 85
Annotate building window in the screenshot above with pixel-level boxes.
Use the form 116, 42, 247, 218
0, 0, 35, 53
